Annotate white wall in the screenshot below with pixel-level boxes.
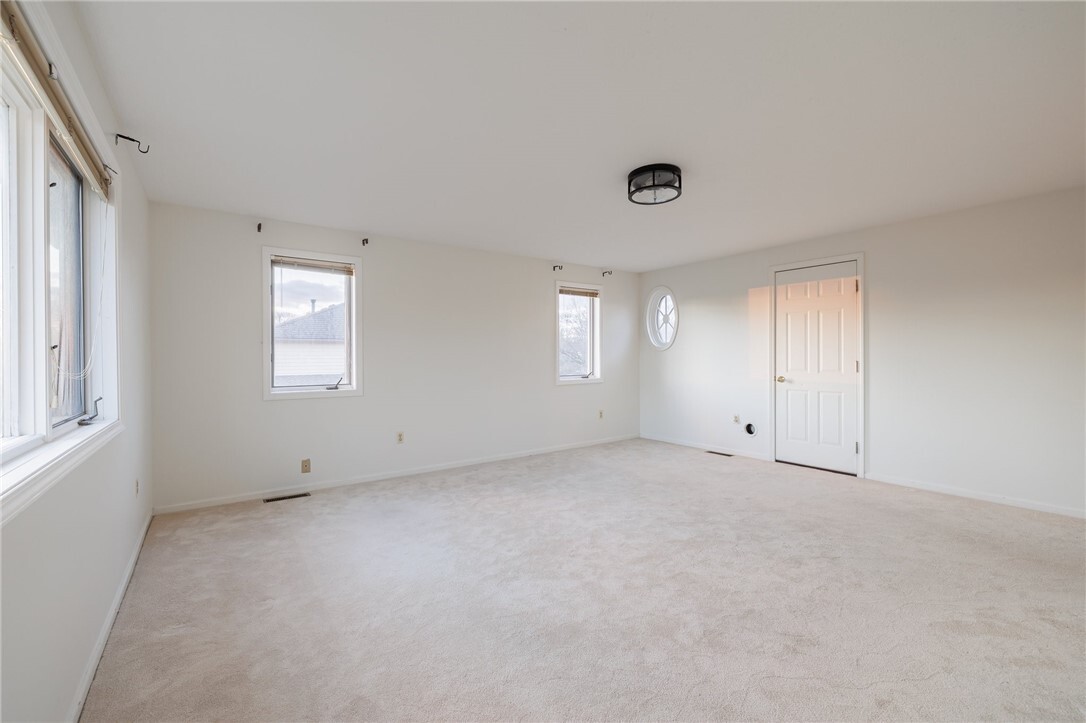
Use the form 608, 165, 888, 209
151, 204, 640, 512
641, 188, 1085, 517
0, 4, 153, 721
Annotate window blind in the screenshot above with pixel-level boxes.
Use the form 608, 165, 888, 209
559, 287, 599, 299
1, 0, 111, 199
271, 255, 355, 275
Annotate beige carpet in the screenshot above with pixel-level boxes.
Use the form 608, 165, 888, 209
81, 440, 1085, 721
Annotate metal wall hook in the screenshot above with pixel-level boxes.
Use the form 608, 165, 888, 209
115, 134, 150, 154
602, 270, 613, 277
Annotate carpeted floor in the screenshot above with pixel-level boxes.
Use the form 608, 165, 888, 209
81, 440, 1085, 721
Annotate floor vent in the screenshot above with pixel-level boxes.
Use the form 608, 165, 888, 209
706, 451, 733, 457
263, 492, 311, 503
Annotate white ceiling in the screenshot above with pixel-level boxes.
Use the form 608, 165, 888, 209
76, 2, 1084, 272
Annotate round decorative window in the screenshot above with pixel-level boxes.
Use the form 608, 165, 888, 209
646, 286, 678, 349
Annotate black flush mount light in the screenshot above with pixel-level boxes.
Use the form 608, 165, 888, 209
628, 163, 682, 205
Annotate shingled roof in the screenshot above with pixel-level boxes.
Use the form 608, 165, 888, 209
274, 303, 345, 341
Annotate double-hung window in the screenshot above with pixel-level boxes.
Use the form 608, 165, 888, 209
1, 1, 120, 507
556, 283, 601, 383
263, 247, 361, 399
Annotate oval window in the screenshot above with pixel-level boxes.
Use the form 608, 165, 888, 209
646, 286, 678, 350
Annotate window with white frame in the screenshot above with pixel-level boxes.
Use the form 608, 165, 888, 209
1, 4, 120, 498
646, 286, 678, 350
557, 284, 601, 382
263, 248, 361, 398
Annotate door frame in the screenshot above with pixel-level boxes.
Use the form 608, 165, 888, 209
768, 253, 866, 478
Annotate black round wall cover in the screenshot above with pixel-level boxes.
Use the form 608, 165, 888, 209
745, 423, 757, 436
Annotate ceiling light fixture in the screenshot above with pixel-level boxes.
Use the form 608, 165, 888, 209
628, 163, 682, 205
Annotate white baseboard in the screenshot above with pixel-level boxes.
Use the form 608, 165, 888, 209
643, 436, 1083, 519
153, 435, 640, 515
155, 432, 1083, 518
864, 471, 1085, 519
67, 512, 153, 722
639, 434, 774, 463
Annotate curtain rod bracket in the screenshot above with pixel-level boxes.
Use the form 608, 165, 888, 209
115, 133, 149, 154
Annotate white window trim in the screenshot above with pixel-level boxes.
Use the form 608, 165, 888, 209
262, 246, 363, 401
555, 280, 603, 385
0, 8, 124, 521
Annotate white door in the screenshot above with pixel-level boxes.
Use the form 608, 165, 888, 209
774, 261, 860, 474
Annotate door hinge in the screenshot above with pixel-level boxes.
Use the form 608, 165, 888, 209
855, 442, 860, 454
855, 279, 859, 292
855, 360, 859, 372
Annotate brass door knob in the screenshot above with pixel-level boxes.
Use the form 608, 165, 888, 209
776, 376, 786, 383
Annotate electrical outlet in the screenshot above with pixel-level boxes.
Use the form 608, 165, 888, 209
598, 409, 604, 419
301, 458, 311, 473
733, 415, 741, 424
397, 432, 404, 444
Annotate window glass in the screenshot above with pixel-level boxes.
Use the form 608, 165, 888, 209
271, 259, 351, 389
1, 100, 14, 438
656, 293, 675, 345
47, 140, 84, 426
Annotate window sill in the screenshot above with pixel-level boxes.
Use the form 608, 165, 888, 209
263, 386, 363, 401
1, 419, 124, 525
1, 433, 44, 460
557, 377, 603, 386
